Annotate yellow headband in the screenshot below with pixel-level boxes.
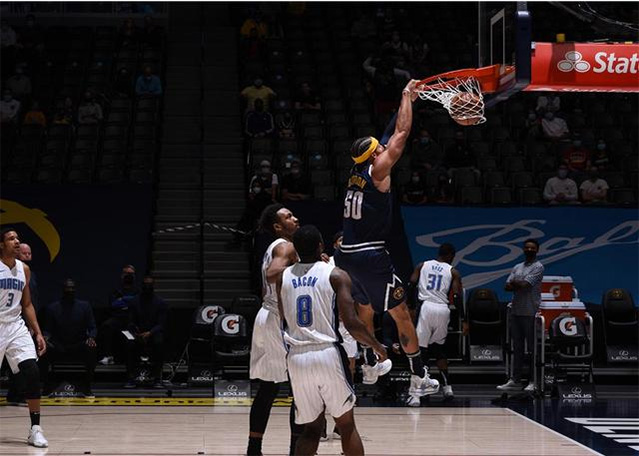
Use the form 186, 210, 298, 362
352, 137, 379, 164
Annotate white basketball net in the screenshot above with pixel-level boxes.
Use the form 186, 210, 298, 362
416, 76, 486, 124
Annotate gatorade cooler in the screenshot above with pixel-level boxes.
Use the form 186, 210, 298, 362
542, 276, 574, 301
538, 300, 587, 330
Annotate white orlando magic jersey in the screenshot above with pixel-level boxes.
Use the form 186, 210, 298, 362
261, 238, 289, 313
418, 260, 453, 306
0, 259, 26, 323
281, 261, 338, 346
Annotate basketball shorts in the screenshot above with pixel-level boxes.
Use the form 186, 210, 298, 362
0, 319, 37, 374
287, 344, 355, 425
339, 322, 358, 359
334, 248, 405, 313
416, 301, 451, 347
249, 306, 288, 383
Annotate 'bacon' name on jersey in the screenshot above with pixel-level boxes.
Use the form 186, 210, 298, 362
291, 275, 318, 289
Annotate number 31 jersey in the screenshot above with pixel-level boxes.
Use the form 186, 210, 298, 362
0, 259, 26, 323
281, 261, 339, 347
342, 164, 393, 246
418, 260, 453, 306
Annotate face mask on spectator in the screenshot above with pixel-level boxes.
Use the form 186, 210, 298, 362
254, 78, 263, 88
597, 142, 606, 151
253, 185, 262, 194
291, 166, 300, 176
420, 137, 430, 145
558, 169, 568, 179
122, 273, 135, 286
63, 288, 75, 302
528, 113, 537, 121
261, 166, 271, 174
411, 175, 420, 183
573, 140, 582, 147
589, 171, 598, 181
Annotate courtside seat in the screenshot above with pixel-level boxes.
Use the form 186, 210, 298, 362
602, 289, 638, 363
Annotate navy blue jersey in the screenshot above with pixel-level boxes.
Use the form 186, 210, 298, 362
341, 164, 393, 246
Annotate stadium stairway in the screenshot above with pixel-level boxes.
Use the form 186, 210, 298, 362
152, 4, 249, 310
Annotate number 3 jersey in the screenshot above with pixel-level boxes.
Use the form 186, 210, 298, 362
281, 261, 339, 347
418, 260, 453, 306
0, 259, 26, 323
342, 164, 393, 249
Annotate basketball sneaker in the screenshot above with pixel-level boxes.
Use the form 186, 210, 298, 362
523, 382, 535, 393
406, 395, 421, 407
442, 385, 454, 400
409, 370, 440, 397
496, 379, 524, 391
27, 425, 48, 448
98, 356, 114, 365
361, 359, 393, 385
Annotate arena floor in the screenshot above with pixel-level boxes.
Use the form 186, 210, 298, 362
1, 398, 637, 455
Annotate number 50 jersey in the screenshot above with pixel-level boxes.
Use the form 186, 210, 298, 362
342, 164, 393, 248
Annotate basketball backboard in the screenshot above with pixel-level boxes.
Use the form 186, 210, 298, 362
478, 2, 532, 106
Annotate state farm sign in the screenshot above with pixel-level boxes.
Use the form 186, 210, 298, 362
526, 43, 639, 92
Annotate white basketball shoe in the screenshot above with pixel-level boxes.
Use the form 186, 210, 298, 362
361, 359, 393, 385
27, 425, 48, 448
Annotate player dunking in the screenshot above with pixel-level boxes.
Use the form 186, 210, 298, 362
276, 225, 388, 456
334, 79, 439, 397
246, 204, 304, 456
0, 228, 48, 447
407, 243, 465, 405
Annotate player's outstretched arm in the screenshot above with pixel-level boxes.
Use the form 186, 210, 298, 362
371, 79, 418, 182
266, 242, 297, 284
331, 268, 387, 361
20, 265, 46, 356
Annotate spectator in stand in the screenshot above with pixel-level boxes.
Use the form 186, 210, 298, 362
1, 89, 21, 124
280, 159, 312, 201
98, 265, 138, 365
294, 81, 321, 111
118, 18, 139, 49
351, 10, 377, 40
78, 91, 103, 125
23, 101, 46, 127
535, 94, 561, 114
0, 20, 17, 48
244, 98, 274, 138
580, 166, 609, 204
240, 10, 269, 39
407, 35, 429, 75
363, 56, 411, 115
141, 15, 162, 47
21, 14, 45, 57
524, 110, 542, 140
241, 27, 266, 61
52, 97, 74, 126
135, 66, 163, 97
446, 131, 478, 178
241, 77, 276, 112
275, 110, 296, 139
402, 171, 428, 205
543, 164, 579, 205
6, 66, 32, 101
125, 275, 167, 389
40, 279, 97, 397
382, 30, 409, 63
562, 135, 591, 179
591, 139, 610, 170
411, 129, 444, 173
541, 111, 569, 140
236, 178, 274, 238
249, 160, 279, 201
113, 67, 133, 98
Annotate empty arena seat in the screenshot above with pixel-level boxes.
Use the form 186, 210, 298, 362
467, 288, 504, 362
188, 305, 226, 385
212, 314, 250, 374
547, 314, 594, 387
602, 289, 638, 363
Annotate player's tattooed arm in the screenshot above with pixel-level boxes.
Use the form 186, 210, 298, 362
371, 79, 417, 182
20, 265, 46, 356
331, 268, 388, 362
266, 242, 298, 284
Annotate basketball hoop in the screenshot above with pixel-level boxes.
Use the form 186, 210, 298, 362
415, 64, 511, 126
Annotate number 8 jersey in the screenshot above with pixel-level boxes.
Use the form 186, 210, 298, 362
281, 261, 339, 347
342, 164, 393, 248
0, 259, 26, 324
418, 260, 453, 306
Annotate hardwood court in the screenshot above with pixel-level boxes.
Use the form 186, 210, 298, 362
0, 405, 597, 456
